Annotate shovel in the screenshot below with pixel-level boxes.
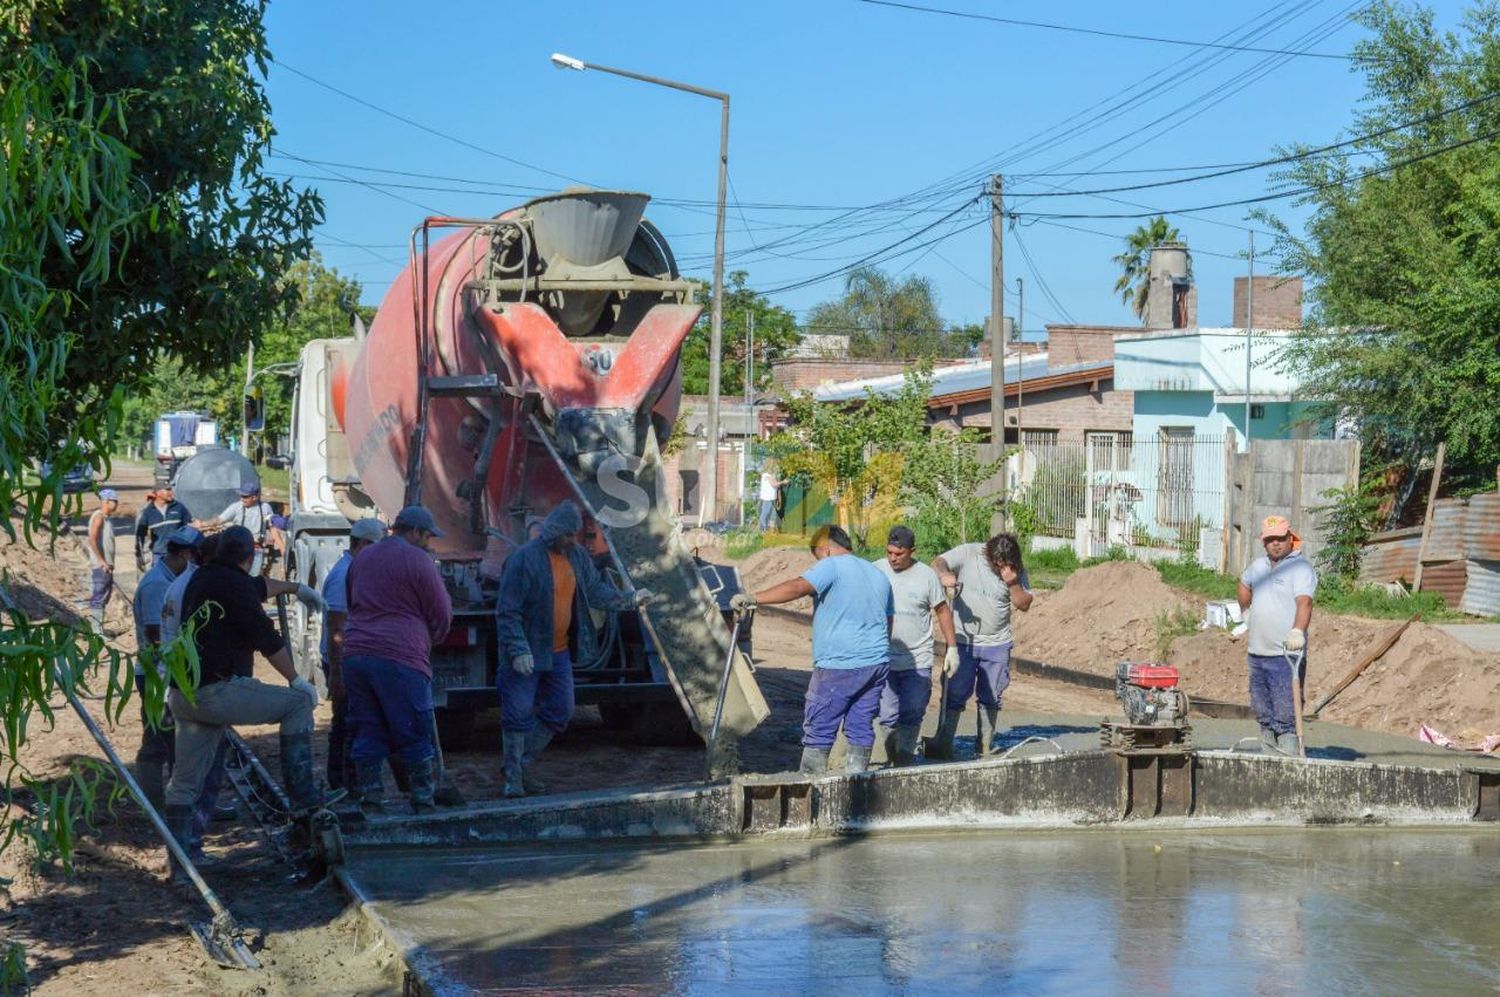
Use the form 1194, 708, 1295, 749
706, 607, 750, 777
1286, 647, 1307, 759
57, 665, 260, 969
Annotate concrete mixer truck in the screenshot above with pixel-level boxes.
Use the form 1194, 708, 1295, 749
281, 189, 766, 748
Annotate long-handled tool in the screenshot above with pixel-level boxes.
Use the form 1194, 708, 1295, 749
428, 711, 465, 806
57, 665, 260, 969
1286, 647, 1307, 759
706, 606, 750, 778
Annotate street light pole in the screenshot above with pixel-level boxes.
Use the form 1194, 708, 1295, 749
552, 53, 730, 525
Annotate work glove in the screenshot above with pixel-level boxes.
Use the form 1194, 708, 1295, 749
511, 653, 534, 677
942, 646, 959, 678
632, 588, 655, 608
295, 584, 327, 613
729, 593, 757, 613
290, 676, 320, 710
1285, 628, 1306, 652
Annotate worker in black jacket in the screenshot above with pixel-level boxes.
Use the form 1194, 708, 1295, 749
161, 526, 326, 875
134, 485, 192, 570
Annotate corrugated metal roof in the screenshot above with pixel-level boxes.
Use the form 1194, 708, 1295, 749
1419, 559, 1468, 608
1460, 559, 1500, 617
1466, 493, 1500, 560
811, 353, 1111, 402
1423, 498, 1468, 562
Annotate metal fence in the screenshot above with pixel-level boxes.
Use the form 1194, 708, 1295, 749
1018, 433, 1228, 558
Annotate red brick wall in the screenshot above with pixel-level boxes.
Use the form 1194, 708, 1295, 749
928, 377, 1133, 444
1042, 325, 1139, 368
1232, 276, 1303, 328
771, 357, 971, 393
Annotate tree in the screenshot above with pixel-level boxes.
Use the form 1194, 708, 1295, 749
769, 367, 932, 547
1258, 1, 1500, 513
1, 0, 314, 874
805, 267, 971, 359
900, 427, 1004, 556
680, 270, 801, 396
1112, 216, 1180, 322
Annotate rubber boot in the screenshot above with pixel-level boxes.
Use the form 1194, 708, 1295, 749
353, 759, 386, 816
878, 723, 899, 767
845, 743, 872, 773
387, 754, 412, 794
521, 727, 553, 795
406, 756, 437, 814
976, 705, 1002, 756
279, 733, 320, 812
926, 709, 963, 761
1276, 732, 1302, 757
164, 804, 196, 884
892, 724, 922, 767
798, 746, 831, 775
133, 752, 165, 812
1259, 726, 1278, 754
502, 731, 527, 799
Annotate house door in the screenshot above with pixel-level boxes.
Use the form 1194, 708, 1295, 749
1157, 427, 1195, 528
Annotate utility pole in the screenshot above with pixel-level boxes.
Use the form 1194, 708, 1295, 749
241, 340, 255, 455
1244, 231, 1255, 448
988, 175, 1005, 459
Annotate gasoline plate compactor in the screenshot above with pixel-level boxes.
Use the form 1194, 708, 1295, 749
1100, 661, 1193, 752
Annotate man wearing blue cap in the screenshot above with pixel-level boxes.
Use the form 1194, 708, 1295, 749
495, 500, 652, 798
131, 525, 200, 809
342, 506, 453, 814
198, 480, 283, 572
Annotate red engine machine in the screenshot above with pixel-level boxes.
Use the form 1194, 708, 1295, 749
1101, 661, 1193, 751
327, 189, 766, 745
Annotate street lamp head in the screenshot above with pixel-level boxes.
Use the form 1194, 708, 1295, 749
550, 52, 586, 72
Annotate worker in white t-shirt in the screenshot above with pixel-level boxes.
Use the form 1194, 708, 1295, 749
756, 465, 780, 532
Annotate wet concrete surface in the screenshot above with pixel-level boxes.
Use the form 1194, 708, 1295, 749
352, 828, 1500, 994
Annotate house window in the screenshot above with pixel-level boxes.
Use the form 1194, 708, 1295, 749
1157, 426, 1196, 527
1086, 430, 1132, 472
1021, 429, 1058, 450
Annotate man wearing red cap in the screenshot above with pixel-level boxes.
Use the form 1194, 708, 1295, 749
1237, 514, 1318, 755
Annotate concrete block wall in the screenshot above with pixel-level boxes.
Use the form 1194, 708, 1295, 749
1232, 276, 1304, 329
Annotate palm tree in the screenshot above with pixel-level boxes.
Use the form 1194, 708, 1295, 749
1113, 216, 1181, 322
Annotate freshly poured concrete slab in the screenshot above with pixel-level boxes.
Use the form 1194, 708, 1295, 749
350, 828, 1500, 994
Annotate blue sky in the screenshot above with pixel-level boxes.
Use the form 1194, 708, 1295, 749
261, 1, 1468, 335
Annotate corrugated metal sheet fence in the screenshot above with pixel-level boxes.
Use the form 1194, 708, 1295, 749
1359, 490, 1500, 616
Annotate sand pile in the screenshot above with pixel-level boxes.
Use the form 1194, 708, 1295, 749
1014, 561, 1195, 672
1171, 616, 1500, 740
736, 546, 817, 612
1, 526, 132, 636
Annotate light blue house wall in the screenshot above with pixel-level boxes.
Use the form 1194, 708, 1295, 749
1115, 329, 1332, 450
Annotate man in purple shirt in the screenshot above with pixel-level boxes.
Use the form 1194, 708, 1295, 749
342, 505, 453, 814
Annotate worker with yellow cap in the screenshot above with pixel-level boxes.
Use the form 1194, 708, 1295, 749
1237, 514, 1318, 755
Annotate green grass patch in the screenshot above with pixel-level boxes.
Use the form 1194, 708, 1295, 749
256, 463, 290, 502
1313, 577, 1462, 621
1155, 559, 1239, 601
722, 529, 808, 560
1153, 606, 1201, 657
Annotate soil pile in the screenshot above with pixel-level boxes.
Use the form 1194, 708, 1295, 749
1171, 617, 1500, 740
736, 546, 816, 613
1014, 561, 1195, 671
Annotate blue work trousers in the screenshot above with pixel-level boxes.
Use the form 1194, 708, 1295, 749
878, 667, 933, 728
944, 643, 1013, 711
803, 663, 889, 749
343, 654, 435, 765
1248, 653, 1306, 736
499, 650, 575, 734
758, 500, 777, 531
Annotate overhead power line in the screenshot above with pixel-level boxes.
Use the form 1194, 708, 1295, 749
854, 0, 1363, 59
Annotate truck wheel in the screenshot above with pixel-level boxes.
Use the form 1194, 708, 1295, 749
434, 708, 477, 750
630, 702, 702, 747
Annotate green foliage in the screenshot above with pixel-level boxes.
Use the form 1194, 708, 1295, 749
900, 427, 1004, 556
723, 527, 764, 559
0, 941, 27, 994
1312, 574, 1468, 620
1156, 557, 1240, 601
1153, 607, 1201, 657
805, 267, 975, 359
1112, 216, 1180, 321
681, 270, 801, 396
1259, 2, 1500, 494
1312, 483, 1382, 581
1024, 542, 1079, 589
1024, 449, 1087, 536
773, 366, 932, 548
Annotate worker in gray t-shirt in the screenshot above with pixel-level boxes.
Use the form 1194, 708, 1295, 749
874, 526, 955, 766
1238, 514, 1318, 757
929, 533, 1032, 759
